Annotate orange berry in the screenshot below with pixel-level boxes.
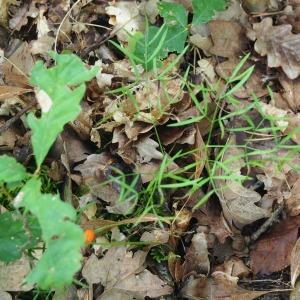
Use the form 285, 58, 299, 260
84, 229, 95, 243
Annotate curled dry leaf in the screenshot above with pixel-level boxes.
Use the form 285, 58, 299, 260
248, 17, 300, 79
278, 73, 300, 113
291, 237, 300, 287
74, 153, 141, 214
214, 136, 269, 228
105, 0, 145, 43
285, 177, 300, 216
135, 135, 163, 163
178, 271, 269, 300
171, 232, 210, 281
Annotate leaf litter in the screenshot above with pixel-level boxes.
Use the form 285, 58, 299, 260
1, 0, 300, 299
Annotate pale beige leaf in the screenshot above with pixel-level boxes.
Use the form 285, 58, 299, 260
105, 0, 145, 43
0, 255, 35, 291
248, 17, 300, 79
291, 237, 300, 287
135, 135, 163, 163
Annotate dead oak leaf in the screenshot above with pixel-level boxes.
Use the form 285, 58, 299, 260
134, 135, 163, 163
248, 17, 300, 79
278, 73, 300, 113
250, 216, 300, 275
82, 248, 173, 299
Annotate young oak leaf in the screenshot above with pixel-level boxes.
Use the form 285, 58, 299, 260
27, 51, 98, 169
14, 177, 84, 289
192, 0, 227, 26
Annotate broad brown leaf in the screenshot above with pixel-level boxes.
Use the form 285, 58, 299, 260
250, 216, 300, 275
208, 20, 248, 58
248, 17, 300, 79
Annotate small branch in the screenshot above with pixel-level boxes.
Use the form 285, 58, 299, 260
251, 203, 284, 241
0, 100, 37, 134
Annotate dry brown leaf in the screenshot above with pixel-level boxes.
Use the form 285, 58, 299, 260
214, 136, 269, 228
74, 153, 141, 214
248, 17, 300, 79
178, 271, 269, 299
82, 248, 173, 299
105, 0, 145, 43
174, 232, 210, 281
0, 85, 32, 101
140, 229, 170, 243
3, 42, 34, 87
214, 257, 250, 279
260, 102, 300, 145
0, 255, 36, 292
250, 216, 300, 275
285, 177, 300, 216
159, 124, 196, 146
216, 57, 268, 98
9, 1, 40, 31
208, 20, 248, 58
0, 291, 12, 300
193, 201, 233, 244
134, 135, 163, 163
278, 73, 300, 113
291, 237, 300, 287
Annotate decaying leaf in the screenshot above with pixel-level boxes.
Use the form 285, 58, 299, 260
285, 177, 300, 216
250, 216, 300, 275
291, 237, 300, 287
82, 247, 173, 299
178, 271, 269, 299
214, 136, 269, 228
248, 17, 300, 79
172, 232, 210, 281
75, 153, 141, 214
105, 0, 145, 43
0, 255, 37, 292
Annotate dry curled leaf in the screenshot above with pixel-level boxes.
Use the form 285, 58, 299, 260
291, 237, 300, 287
214, 136, 269, 228
82, 248, 173, 299
178, 271, 269, 299
248, 17, 300, 79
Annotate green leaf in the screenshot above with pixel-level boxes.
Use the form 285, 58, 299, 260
157, 2, 188, 53
192, 0, 227, 26
130, 2, 187, 69
0, 155, 29, 183
15, 177, 84, 289
28, 51, 98, 169
0, 211, 41, 262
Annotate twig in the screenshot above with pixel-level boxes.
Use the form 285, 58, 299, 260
0, 100, 37, 134
80, 31, 111, 59
251, 203, 284, 241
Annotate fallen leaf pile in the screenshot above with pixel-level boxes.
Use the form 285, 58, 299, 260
1, 0, 300, 299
